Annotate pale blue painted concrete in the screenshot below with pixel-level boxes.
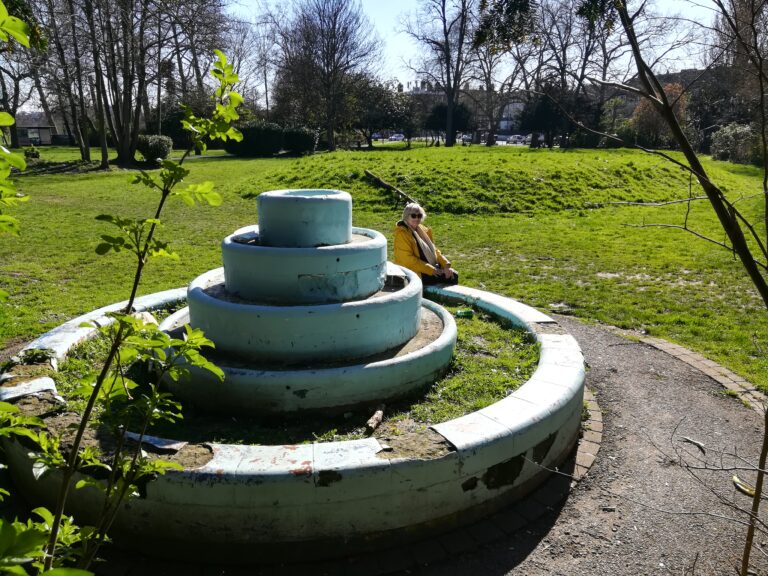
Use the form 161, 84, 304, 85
257, 189, 352, 247
5, 286, 585, 555
160, 298, 457, 414
221, 226, 387, 304
187, 266, 423, 363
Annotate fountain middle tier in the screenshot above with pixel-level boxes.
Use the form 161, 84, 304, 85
187, 265, 423, 364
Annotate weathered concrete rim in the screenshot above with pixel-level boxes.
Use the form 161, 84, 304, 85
221, 226, 388, 304
17, 287, 186, 366
226, 225, 386, 259
7, 285, 585, 560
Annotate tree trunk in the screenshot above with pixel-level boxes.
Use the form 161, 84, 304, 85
84, 0, 109, 168
46, 0, 86, 157
0, 73, 17, 148
66, 0, 91, 161
170, 22, 188, 98
32, 66, 57, 135
445, 96, 455, 147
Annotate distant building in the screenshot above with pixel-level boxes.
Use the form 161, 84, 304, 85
15, 111, 57, 146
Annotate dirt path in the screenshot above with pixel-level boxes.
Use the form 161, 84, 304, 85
412, 316, 767, 576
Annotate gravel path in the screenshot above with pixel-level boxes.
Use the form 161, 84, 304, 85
412, 316, 768, 576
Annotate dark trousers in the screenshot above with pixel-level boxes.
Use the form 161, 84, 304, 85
422, 271, 459, 286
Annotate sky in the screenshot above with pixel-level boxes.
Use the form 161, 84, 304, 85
230, 0, 717, 84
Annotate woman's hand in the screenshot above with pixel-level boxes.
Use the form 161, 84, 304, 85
436, 266, 455, 280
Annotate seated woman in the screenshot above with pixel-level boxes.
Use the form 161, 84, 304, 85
393, 202, 459, 286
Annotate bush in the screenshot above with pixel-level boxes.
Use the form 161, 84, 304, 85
23, 145, 40, 159
283, 127, 316, 155
225, 121, 283, 157
136, 134, 173, 165
710, 123, 762, 165
599, 120, 635, 149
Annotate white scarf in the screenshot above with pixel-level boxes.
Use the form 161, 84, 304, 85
413, 226, 438, 266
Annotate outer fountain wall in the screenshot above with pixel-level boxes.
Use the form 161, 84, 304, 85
5, 285, 585, 561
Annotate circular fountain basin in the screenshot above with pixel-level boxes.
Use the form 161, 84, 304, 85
187, 266, 423, 363
4, 285, 585, 562
159, 298, 456, 414
222, 226, 387, 304
257, 189, 352, 247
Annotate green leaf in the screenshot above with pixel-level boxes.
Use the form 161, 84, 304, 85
42, 569, 94, 576
0, 214, 20, 236
0, 288, 8, 301
0, 146, 26, 170
74, 478, 104, 492
30, 508, 54, 527
0, 112, 14, 126
0, 402, 20, 414
0, 15, 30, 48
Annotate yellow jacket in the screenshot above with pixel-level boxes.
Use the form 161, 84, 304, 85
393, 221, 450, 279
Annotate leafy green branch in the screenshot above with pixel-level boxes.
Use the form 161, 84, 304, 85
39, 50, 241, 571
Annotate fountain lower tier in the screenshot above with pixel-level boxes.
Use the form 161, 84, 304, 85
187, 266, 423, 364
160, 298, 457, 414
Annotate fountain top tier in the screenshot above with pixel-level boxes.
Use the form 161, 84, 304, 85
257, 189, 353, 248
221, 189, 386, 305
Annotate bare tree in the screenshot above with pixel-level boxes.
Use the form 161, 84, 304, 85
465, 37, 518, 144
0, 49, 33, 148
273, 0, 378, 150
404, 0, 475, 146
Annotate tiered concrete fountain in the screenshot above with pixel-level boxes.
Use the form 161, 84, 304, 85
159, 189, 457, 414
4, 189, 586, 563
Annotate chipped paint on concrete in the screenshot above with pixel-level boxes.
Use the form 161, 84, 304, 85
19, 287, 186, 363
7, 285, 585, 554
222, 225, 387, 304
0, 377, 58, 401
187, 266, 423, 363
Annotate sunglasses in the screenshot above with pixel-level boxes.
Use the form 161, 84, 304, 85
409, 213, 424, 219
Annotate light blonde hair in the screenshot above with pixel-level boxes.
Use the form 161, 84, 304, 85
402, 202, 426, 223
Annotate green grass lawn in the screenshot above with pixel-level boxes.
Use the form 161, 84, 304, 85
1, 145, 766, 391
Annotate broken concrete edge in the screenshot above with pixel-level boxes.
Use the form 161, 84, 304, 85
7, 285, 586, 548
16, 287, 187, 365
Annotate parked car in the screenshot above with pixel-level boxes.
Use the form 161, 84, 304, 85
508, 134, 525, 144
389, 133, 405, 141
371, 133, 382, 140
461, 134, 473, 143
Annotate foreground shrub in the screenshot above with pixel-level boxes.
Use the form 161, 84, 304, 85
136, 135, 173, 165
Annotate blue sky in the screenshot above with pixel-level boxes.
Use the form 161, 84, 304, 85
230, 0, 715, 84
